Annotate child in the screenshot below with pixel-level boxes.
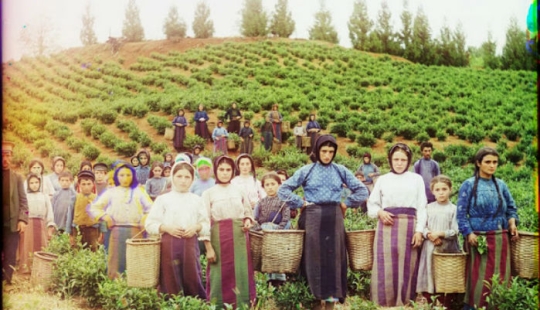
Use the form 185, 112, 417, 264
79, 161, 93, 171
66, 170, 103, 252
130, 156, 139, 168
162, 163, 172, 194
275, 170, 295, 222
293, 120, 306, 151
51, 171, 77, 232
135, 149, 151, 185
212, 120, 228, 155
145, 161, 210, 298
89, 164, 153, 279
93, 162, 109, 196
416, 175, 460, 307
355, 171, 369, 213
239, 121, 254, 154
145, 161, 167, 200
231, 154, 266, 209
163, 153, 174, 167
192, 145, 202, 163
47, 156, 68, 192
26, 159, 55, 200
190, 157, 215, 196
19, 174, 56, 273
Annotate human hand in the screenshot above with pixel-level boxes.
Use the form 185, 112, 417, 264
163, 225, 186, 238
206, 247, 217, 264
411, 232, 424, 248
378, 210, 394, 226
509, 223, 519, 242
242, 218, 253, 232
467, 233, 478, 247
17, 221, 27, 234
199, 118, 205, 122
103, 215, 114, 229
340, 203, 347, 218
180, 225, 198, 238
98, 233, 104, 244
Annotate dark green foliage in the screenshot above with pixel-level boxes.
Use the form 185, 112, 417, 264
415, 132, 430, 144
269, 0, 295, 38
504, 147, 523, 164
347, 131, 357, 142
263, 146, 308, 172
348, 0, 372, 51
81, 119, 96, 136
53, 110, 78, 124
97, 276, 163, 310
436, 130, 447, 142
95, 108, 118, 124
99, 131, 120, 148
330, 123, 350, 138
150, 142, 170, 156
308, 4, 339, 44
82, 144, 101, 160
432, 149, 446, 163
500, 17, 536, 71
273, 276, 315, 310
484, 275, 538, 310
356, 131, 376, 147
147, 115, 171, 134
114, 141, 138, 157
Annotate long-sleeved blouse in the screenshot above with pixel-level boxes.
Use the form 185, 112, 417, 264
27, 192, 56, 227
89, 186, 153, 226
456, 177, 518, 236
367, 171, 427, 232
201, 184, 253, 222
306, 121, 321, 131
231, 175, 266, 207
194, 111, 209, 122
172, 115, 188, 127
145, 177, 167, 198
212, 127, 228, 140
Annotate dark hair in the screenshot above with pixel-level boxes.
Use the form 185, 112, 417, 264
213, 156, 236, 184
468, 147, 502, 215
387, 143, 412, 174
28, 159, 45, 175
51, 156, 66, 169
276, 169, 289, 180
149, 161, 165, 179
171, 162, 194, 180
79, 160, 93, 171
355, 170, 365, 177
261, 172, 282, 187
235, 153, 257, 182
363, 152, 372, 160
420, 141, 433, 151
177, 109, 184, 115
26, 173, 41, 193
77, 170, 95, 184
58, 171, 73, 180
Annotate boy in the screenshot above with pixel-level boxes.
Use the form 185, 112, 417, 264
413, 141, 441, 203
293, 120, 306, 151
93, 162, 109, 196
189, 157, 215, 196
192, 145, 203, 163
51, 171, 76, 232
135, 149, 151, 185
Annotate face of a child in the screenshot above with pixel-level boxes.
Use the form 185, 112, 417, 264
391, 150, 408, 174
94, 170, 107, 183
356, 174, 365, 182
131, 158, 139, 167
173, 168, 193, 193
165, 154, 172, 162
28, 177, 40, 192
139, 155, 148, 166
194, 148, 200, 155
198, 166, 211, 180
238, 158, 252, 176
54, 161, 65, 174
118, 168, 133, 187
152, 166, 163, 178
263, 178, 279, 197
431, 182, 451, 204
363, 156, 370, 164
79, 179, 94, 195
278, 174, 287, 184
217, 163, 233, 183
30, 163, 43, 175
59, 177, 71, 189
163, 168, 171, 178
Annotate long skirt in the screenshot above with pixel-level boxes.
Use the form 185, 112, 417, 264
271, 123, 282, 143
371, 207, 420, 307
173, 126, 186, 151
19, 218, 48, 272
227, 120, 240, 135
295, 136, 302, 150
240, 137, 253, 154
107, 226, 141, 279
195, 121, 210, 140
207, 219, 256, 309
213, 138, 228, 155
159, 233, 206, 298
262, 131, 273, 151
464, 230, 511, 309
308, 132, 319, 155
301, 203, 347, 301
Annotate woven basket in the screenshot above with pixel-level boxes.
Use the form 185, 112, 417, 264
126, 232, 161, 288
282, 121, 290, 132
249, 231, 264, 272
301, 136, 311, 147
261, 230, 304, 273
227, 139, 236, 150
346, 230, 375, 271
432, 250, 467, 293
511, 231, 539, 279
30, 251, 58, 289
164, 127, 174, 140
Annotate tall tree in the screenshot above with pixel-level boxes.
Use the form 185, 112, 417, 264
19, 15, 58, 56
348, 0, 372, 51
269, 0, 295, 37
80, 2, 97, 46
309, 1, 338, 44
163, 5, 187, 39
409, 7, 434, 64
435, 19, 453, 66
240, 0, 268, 37
122, 0, 144, 42
192, 1, 214, 38
452, 23, 469, 67
481, 31, 500, 69
373, 1, 399, 55
399, 0, 413, 57
501, 17, 535, 70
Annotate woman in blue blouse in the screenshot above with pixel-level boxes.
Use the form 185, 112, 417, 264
194, 104, 210, 140
172, 109, 188, 152
457, 147, 519, 309
212, 120, 228, 155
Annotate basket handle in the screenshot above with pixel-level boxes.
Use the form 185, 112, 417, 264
131, 229, 146, 240
270, 201, 288, 224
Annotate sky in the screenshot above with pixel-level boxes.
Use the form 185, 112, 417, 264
1, 0, 532, 62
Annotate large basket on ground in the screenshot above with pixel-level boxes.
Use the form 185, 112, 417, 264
249, 231, 263, 272
126, 232, 161, 288
511, 231, 539, 279
281, 121, 290, 132
164, 127, 174, 140
432, 250, 467, 293
346, 230, 375, 271
227, 139, 236, 150
30, 251, 58, 289
301, 136, 311, 148
261, 230, 304, 273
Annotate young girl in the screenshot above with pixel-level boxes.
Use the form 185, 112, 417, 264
416, 175, 460, 307
172, 109, 188, 152
212, 120, 228, 155
192, 145, 202, 163
231, 154, 266, 209
89, 164, 153, 279
293, 120, 306, 151
26, 159, 55, 200
47, 156, 68, 192
190, 157, 215, 197
19, 174, 56, 273
145, 161, 167, 201
161, 163, 172, 194
163, 153, 175, 167
145, 162, 210, 298
135, 149, 151, 185
130, 156, 139, 168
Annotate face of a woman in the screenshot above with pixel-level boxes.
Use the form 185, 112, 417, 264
118, 168, 133, 187
363, 156, 370, 164
53, 160, 65, 174
477, 154, 498, 178
217, 162, 233, 183
198, 104, 203, 111
232, 103, 237, 109
173, 168, 193, 192
178, 110, 184, 116
30, 163, 43, 175
238, 158, 252, 175
391, 150, 408, 174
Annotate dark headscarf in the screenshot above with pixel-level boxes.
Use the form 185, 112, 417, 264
136, 149, 151, 167
79, 160, 93, 171
387, 143, 412, 174
363, 152, 372, 161
309, 134, 338, 166
213, 155, 236, 184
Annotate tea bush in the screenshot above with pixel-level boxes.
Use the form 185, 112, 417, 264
115, 141, 138, 157
273, 276, 315, 310
97, 276, 162, 310
484, 274, 538, 310
90, 124, 107, 139
356, 132, 376, 147
82, 144, 101, 160
184, 134, 207, 151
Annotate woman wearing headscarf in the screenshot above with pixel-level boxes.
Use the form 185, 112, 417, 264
224, 102, 242, 135
367, 143, 427, 307
172, 109, 188, 152
355, 152, 380, 192
278, 135, 368, 310
306, 114, 321, 155
194, 104, 211, 140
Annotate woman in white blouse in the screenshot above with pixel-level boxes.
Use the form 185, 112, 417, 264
367, 143, 427, 307
145, 161, 210, 298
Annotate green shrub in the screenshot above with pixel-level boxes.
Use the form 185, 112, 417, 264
436, 130, 447, 142
347, 132, 357, 142
138, 132, 152, 148
97, 276, 162, 310
504, 147, 523, 164
66, 137, 86, 152
95, 108, 118, 124
263, 147, 308, 173
90, 124, 107, 139
82, 144, 101, 160
432, 150, 447, 163
503, 125, 520, 141
99, 131, 119, 148
330, 123, 350, 138
425, 124, 437, 138
184, 135, 207, 151
273, 277, 315, 310
415, 132, 430, 144
485, 274, 538, 310
356, 132, 376, 147
54, 110, 79, 123
252, 146, 271, 167
147, 115, 171, 135
382, 132, 394, 143
243, 111, 254, 120
396, 123, 419, 140
150, 142, 170, 156
114, 141, 138, 157
132, 102, 149, 118
81, 119, 96, 136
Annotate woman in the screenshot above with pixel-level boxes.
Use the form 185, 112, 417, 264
306, 114, 321, 155
367, 143, 427, 307
224, 102, 242, 135
202, 156, 256, 309
231, 154, 266, 209
268, 104, 283, 143
47, 156, 68, 192
260, 116, 274, 151
172, 109, 188, 152
145, 161, 209, 298
212, 120, 228, 155
457, 147, 518, 309
194, 104, 210, 140
278, 135, 368, 309
355, 152, 380, 192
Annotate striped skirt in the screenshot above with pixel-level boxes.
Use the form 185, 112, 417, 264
107, 226, 141, 279
371, 207, 420, 307
302, 203, 347, 301
464, 230, 511, 309
206, 218, 256, 309
19, 218, 48, 271
159, 233, 206, 299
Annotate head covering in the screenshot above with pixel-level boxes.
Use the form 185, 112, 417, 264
79, 160, 93, 171
136, 149, 151, 166
193, 145, 202, 151
235, 153, 257, 181
213, 155, 236, 184
387, 143, 412, 174
309, 134, 337, 165
175, 153, 192, 164
112, 159, 129, 170
77, 170, 95, 182
28, 159, 45, 175
2, 141, 15, 154
93, 162, 108, 172
363, 152, 371, 160
164, 152, 174, 162
52, 156, 66, 169
163, 162, 172, 170
26, 173, 41, 193
195, 157, 213, 170
113, 164, 139, 189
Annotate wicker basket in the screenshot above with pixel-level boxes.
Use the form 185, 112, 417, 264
301, 136, 311, 147
227, 139, 236, 150
30, 251, 58, 289
282, 121, 290, 133
432, 250, 467, 293
346, 230, 375, 271
511, 231, 539, 279
261, 230, 304, 273
126, 232, 161, 288
164, 127, 174, 140
249, 231, 264, 272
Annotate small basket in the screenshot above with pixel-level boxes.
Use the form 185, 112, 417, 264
346, 230, 375, 271
30, 251, 58, 289
227, 139, 236, 150
432, 250, 467, 293
301, 136, 311, 147
126, 231, 161, 288
511, 231, 539, 279
164, 127, 174, 140
281, 121, 290, 133
249, 231, 264, 272
261, 230, 304, 273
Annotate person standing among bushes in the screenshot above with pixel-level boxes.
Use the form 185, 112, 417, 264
278, 135, 368, 310
355, 152, 380, 192
145, 161, 167, 201
268, 104, 283, 143
202, 156, 256, 309
51, 171, 77, 232
306, 114, 321, 155
172, 109, 188, 152
231, 154, 266, 209
224, 102, 242, 135
135, 149, 151, 185
190, 157, 215, 197
26, 159, 55, 200
413, 142, 441, 203
260, 116, 274, 151
2, 141, 28, 284
239, 121, 254, 154
367, 142, 427, 307
145, 161, 209, 299
293, 120, 306, 151
212, 120, 228, 155
457, 147, 519, 310
47, 156, 69, 192
194, 104, 211, 141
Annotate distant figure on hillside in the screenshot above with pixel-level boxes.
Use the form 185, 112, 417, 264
260, 116, 274, 151
224, 102, 242, 135
413, 142, 441, 203
355, 152, 380, 192
239, 121, 254, 154
172, 109, 188, 152
306, 114, 321, 155
268, 104, 283, 143
194, 104, 211, 141
212, 120, 228, 155
293, 120, 306, 151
